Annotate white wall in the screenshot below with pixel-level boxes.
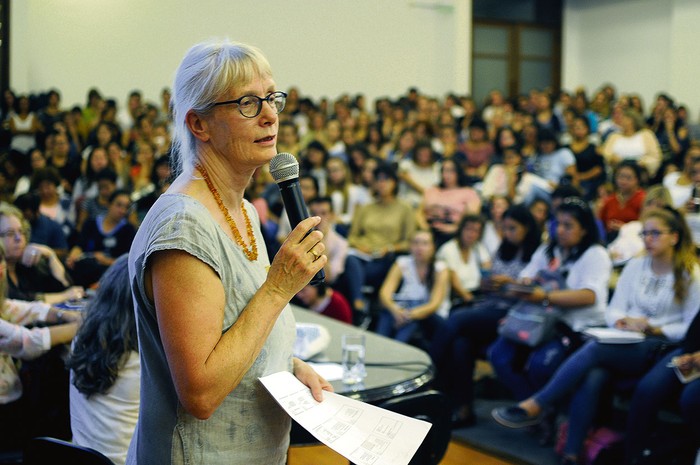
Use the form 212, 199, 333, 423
563, 0, 700, 117
10, 0, 471, 110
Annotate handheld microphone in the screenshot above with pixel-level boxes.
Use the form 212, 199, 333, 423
269, 152, 325, 286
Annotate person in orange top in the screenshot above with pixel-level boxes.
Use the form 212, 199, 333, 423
598, 160, 646, 243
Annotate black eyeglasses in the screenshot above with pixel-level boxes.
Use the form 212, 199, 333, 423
638, 229, 672, 239
212, 91, 287, 118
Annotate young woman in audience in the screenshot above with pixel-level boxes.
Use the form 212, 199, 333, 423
436, 213, 491, 308
663, 145, 700, 208
417, 158, 481, 249
70, 146, 111, 224
325, 156, 371, 237
481, 195, 511, 257
66, 189, 136, 287
600, 109, 662, 180
129, 140, 156, 199
0, 243, 81, 449
492, 206, 699, 465
343, 163, 416, 315
597, 160, 646, 243
531, 128, 577, 190
67, 255, 138, 465
0, 203, 83, 303
9, 95, 41, 156
397, 140, 441, 208
566, 115, 605, 201
376, 229, 449, 344
481, 146, 553, 206
300, 140, 330, 195
461, 118, 494, 182
488, 197, 612, 408
32, 166, 73, 233
607, 184, 672, 266
431, 204, 541, 427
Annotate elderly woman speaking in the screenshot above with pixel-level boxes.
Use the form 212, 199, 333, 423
127, 40, 331, 465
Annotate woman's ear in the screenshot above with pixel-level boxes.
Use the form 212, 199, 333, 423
185, 110, 210, 143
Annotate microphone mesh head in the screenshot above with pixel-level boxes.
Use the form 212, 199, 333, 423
269, 152, 299, 183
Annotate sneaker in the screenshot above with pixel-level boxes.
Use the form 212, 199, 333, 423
491, 406, 543, 428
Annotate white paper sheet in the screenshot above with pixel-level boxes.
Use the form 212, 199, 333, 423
260, 371, 431, 465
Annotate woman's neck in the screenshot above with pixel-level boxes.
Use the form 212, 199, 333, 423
650, 252, 674, 274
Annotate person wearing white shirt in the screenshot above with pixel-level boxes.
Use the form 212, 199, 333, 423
67, 255, 138, 465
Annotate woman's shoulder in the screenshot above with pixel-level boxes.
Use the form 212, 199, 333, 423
580, 244, 612, 263
137, 194, 216, 240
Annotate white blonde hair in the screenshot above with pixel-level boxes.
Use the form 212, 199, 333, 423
170, 39, 273, 175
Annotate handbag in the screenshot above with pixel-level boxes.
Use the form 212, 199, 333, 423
498, 300, 562, 347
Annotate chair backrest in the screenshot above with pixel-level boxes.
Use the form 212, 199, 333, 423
23, 437, 114, 465
377, 390, 451, 465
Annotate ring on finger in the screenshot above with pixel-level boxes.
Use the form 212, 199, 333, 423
309, 249, 320, 260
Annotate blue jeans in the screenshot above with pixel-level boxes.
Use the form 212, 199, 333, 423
375, 310, 444, 345
526, 338, 670, 458
337, 254, 395, 305
626, 348, 700, 461
488, 335, 570, 401
429, 298, 511, 409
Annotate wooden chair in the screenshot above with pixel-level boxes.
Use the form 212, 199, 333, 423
23, 437, 114, 465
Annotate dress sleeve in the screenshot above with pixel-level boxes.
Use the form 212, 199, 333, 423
0, 318, 50, 360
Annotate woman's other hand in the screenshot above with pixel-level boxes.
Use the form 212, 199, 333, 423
293, 357, 333, 402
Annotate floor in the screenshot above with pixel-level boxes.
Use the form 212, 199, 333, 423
287, 440, 515, 465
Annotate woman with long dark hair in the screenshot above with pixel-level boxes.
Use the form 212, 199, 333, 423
488, 197, 612, 403
67, 255, 138, 465
493, 207, 699, 465
430, 204, 542, 427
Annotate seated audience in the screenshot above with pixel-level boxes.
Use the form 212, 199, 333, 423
325, 157, 371, 237
430, 204, 541, 427
70, 146, 110, 224
0, 243, 81, 449
343, 164, 416, 315
32, 166, 73, 236
67, 255, 139, 465
461, 118, 494, 182
13, 192, 68, 257
492, 206, 699, 465
66, 190, 136, 287
488, 197, 611, 422
625, 312, 700, 464
376, 229, 449, 344
600, 109, 662, 180
397, 141, 441, 208
0, 203, 82, 303
481, 146, 553, 206
417, 158, 482, 249
597, 160, 646, 243
295, 282, 353, 325
531, 128, 577, 190
607, 184, 672, 266
663, 145, 700, 209
76, 167, 118, 232
481, 195, 511, 257
436, 214, 491, 308
566, 115, 605, 201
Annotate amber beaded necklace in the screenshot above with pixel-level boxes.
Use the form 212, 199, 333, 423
195, 162, 258, 261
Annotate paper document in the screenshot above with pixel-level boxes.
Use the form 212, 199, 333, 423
260, 371, 431, 465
